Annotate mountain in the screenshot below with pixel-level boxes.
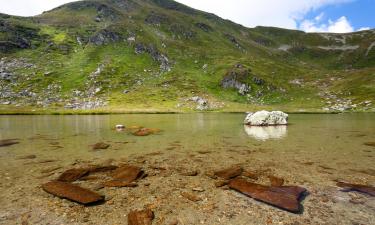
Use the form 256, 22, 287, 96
0, 0, 374, 113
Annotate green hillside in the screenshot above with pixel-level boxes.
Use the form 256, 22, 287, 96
0, 0, 374, 113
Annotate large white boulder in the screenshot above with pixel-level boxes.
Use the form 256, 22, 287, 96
244, 110, 288, 126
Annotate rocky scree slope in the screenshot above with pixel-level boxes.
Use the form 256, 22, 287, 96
0, 0, 374, 112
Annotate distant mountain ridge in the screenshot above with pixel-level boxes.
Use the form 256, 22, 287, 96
0, 0, 374, 113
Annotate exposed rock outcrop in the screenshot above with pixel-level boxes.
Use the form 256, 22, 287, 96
221, 64, 251, 95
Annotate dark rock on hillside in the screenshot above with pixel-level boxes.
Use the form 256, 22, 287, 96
152, 0, 197, 15
221, 64, 251, 95
0, 20, 39, 52
89, 29, 122, 45
135, 43, 171, 71
195, 23, 212, 32
169, 23, 196, 39
145, 12, 169, 25
225, 34, 242, 49
253, 76, 265, 86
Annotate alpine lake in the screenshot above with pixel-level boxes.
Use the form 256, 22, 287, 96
0, 113, 374, 225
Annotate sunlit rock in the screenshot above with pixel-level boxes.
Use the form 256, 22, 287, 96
244, 110, 288, 126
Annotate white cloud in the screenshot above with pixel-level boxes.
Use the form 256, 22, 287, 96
358, 27, 371, 31
175, 0, 353, 29
300, 16, 354, 33
0, 0, 80, 17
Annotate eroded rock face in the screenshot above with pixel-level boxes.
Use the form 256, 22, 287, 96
221, 65, 251, 95
42, 181, 104, 205
89, 29, 121, 45
229, 178, 306, 213
244, 111, 288, 126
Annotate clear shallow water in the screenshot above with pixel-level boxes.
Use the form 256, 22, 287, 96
0, 113, 375, 225
1, 113, 375, 184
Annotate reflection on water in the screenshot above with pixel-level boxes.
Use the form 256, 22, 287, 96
244, 125, 287, 141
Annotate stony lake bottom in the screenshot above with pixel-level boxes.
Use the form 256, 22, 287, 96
0, 113, 374, 225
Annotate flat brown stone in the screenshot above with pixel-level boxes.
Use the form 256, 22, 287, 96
57, 168, 89, 182
88, 165, 118, 173
337, 182, 375, 197
229, 178, 306, 213
103, 180, 138, 187
112, 165, 144, 183
92, 142, 110, 150
243, 171, 260, 180
269, 175, 285, 187
0, 139, 20, 147
181, 192, 202, 202
42, 181, 104, 205
214, 166, 243, 180
128, 209, 154, 225
364, 142, 375, 147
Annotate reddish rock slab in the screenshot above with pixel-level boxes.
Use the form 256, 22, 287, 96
112, 165, 144, 183
57, 168, 90, 182
229, 178, 306, 213
214, 166, 243, 180
337, 182, 375, 197
103, 180, 138, 187
243, 171, 260, 180
0, 139, 20, 147
88, 165, 118, 173
364, 142, 375, 147
128, 209, 154, 225
269, 175, 285, 187
92, 142, 110, 150
42, 181, 104, 205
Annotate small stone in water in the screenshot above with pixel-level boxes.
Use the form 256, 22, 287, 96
364, 142, 375, 147
0, 139, 20, 147
214, 166, 243, 180
57, 168, 89, 182
337, 181, 375, 197
112, 165, 144, 183
92, 142, 110, 150
269, 175, 285, 187
42, 181, 104, 205
181, 192, 202, 202
128, 209, 154, 225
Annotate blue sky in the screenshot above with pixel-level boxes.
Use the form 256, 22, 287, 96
0, 0, 374, 33
298, 0, 375, 32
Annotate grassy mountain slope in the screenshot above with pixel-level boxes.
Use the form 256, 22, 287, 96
0, 0, 374, 113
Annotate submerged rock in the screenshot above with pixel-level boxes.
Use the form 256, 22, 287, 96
128, 209, 154, 225
364, 142, 375, 147
92, 142, 110, 150
103, 180, 138, 187
57, 168, 90, 182
269, 175, 285, 187
244, 111, 288, 126
214, 166, 243, 180
112, 165, 144, 183
337, 182, 375, 197
229, 178, 306, 213
181, 192, 202, 202
42, 181, 104, 205
0, 139, 20, 147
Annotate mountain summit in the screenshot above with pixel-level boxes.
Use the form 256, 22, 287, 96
0, 0, 374, 112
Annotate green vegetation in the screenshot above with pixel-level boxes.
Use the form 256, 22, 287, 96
0, 0, 374, 114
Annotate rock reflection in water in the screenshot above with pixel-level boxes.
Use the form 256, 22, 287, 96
244, 125, 287, 141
